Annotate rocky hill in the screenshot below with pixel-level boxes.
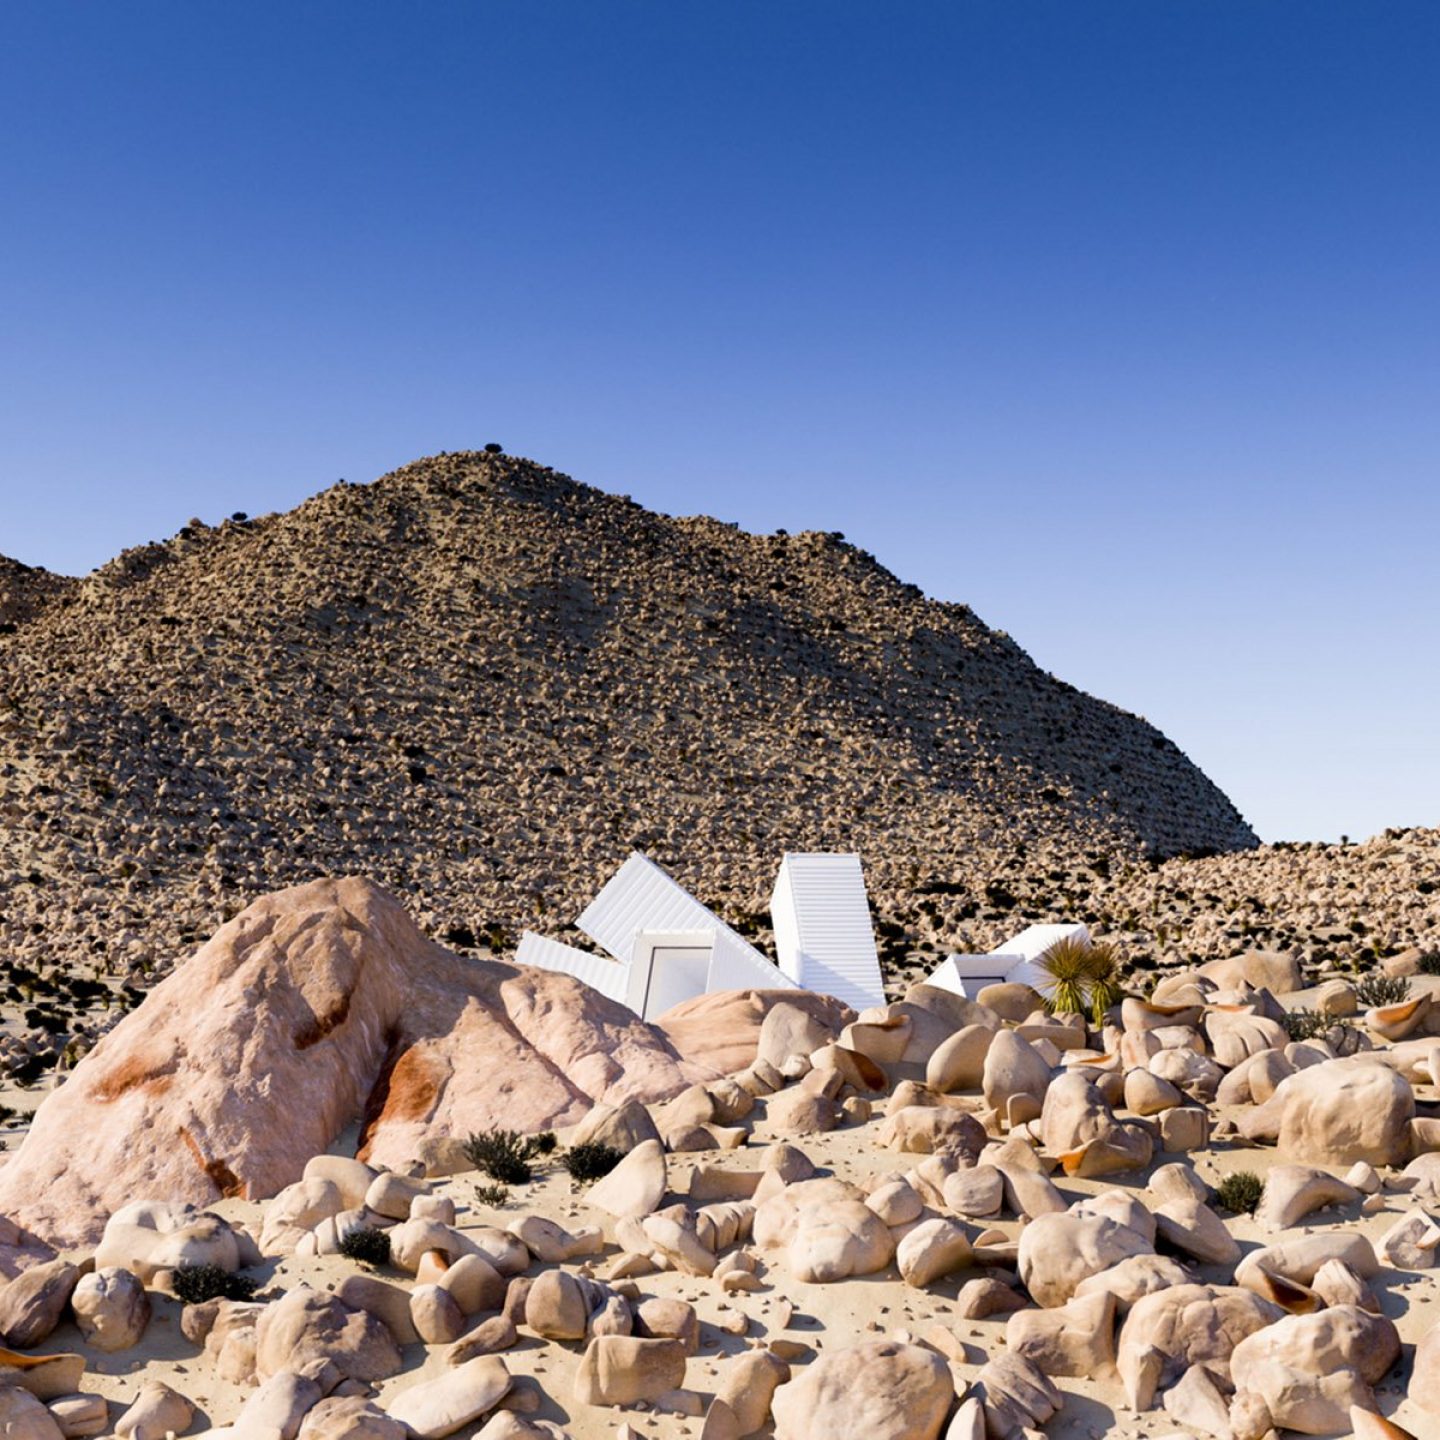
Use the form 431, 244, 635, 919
0, 449, 1257, 995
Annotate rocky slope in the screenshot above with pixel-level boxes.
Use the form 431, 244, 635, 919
0, 450, 1251, 987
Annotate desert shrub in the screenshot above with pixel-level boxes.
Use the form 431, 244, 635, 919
1037, 937, 1124, 1023
1084, 942, 1124, 1026
171, 1264, 258, 1304
563, 1142, 624, 1184
1355, 974, 1411, 1009
1419, 951, 1440, 976
338, 1226, 391, 1267
1280, 1008, 1328, 1042
472, 1182, 510, 1207
1036, 938, 1092, 1016
1215, 1171, 1265, 1216
463, 1128, 554, 1185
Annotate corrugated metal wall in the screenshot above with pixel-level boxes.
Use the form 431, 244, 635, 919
578, 852, 793, 991
515, 930, 630, 1004
770, 853, 886, 1012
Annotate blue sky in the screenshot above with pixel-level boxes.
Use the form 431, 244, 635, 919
1, 2, 1436, 844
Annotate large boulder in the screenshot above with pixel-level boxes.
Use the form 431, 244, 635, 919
0, 1261, 78, 1348
298, 1397, 407, 1440
114, 1381, 193, 1440
1411, 1314, 1440, 1416
787, 1199, 896, 1283
95, 1202, 242, 1282
572, 1335, 687, 1407
656, 990, 851, 1078
1275, 1060, 1414, 1168
254, 1287, 403, 1383
70, 1267, 151, 1351
0, 878, 712, 1249
1017, 1210, 1153, 1308
770, 1339, 952, 1440
714, 1350, 790, 1435
1007, 1289, 1117, 1377
1041, 1072, 1154, 1176
972, 1353, 1062, 1436
982, 1032, 1051, 1114
1230, 1305, 1400, 1433
568, 1098, 661, 1153
1201, 951, 1303, 995
1255, 1165, 1363, 1232
925, 1024, 996, 1094
584, 1139, 667, 1219
383, 1357, 512, 1439
1117, 1284, 1284, 1391
0, 1388, 63, 1440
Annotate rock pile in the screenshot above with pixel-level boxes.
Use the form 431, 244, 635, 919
0, 880, 1435, 1436
0, 878, 717, 1254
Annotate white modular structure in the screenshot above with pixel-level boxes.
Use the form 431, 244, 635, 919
511, 852, 793, 1020
625, 929, 718, 1020
993, 922, 1092, 991
926, 921, 1091, 999
577, 852, 794, 996
515, 931, 629, 1005
770, 853, 886, 1012
924, 952, 1027, 1000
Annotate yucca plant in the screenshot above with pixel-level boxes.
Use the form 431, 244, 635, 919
1036, 937, 1123, 1025
1036, 937, 1093, 1017
1084, 941, 1123, 1026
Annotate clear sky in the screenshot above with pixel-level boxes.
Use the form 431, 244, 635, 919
1, 3, 1436, 845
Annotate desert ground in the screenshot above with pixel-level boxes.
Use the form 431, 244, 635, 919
0, 877, 1435, 1440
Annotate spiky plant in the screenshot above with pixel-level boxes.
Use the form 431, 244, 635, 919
1083, 941, 1123, 1026
1418, 951, 1440, 977
1036, 937, 1092, 1018
1037, 937, 1124, 1024
1355, 973, 1412, 1009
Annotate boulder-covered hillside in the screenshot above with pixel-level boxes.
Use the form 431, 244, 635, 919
0, 450, 1257, 993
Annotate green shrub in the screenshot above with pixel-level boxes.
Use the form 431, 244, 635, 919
462, 1128, 554, 1185
1280, 1008, 1328, 1042
563, 1142, 624, 1184
1085, 942, 1124, 1026
1418, 951, 1440, 976
337, 1226, 391, 1268
1355, 973, 1411, 1009
1037, 937, 1124, 1023
472, 1182, 510, 1207
1215, 1171, 1265, 1216
171, 1264, 258, 1304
